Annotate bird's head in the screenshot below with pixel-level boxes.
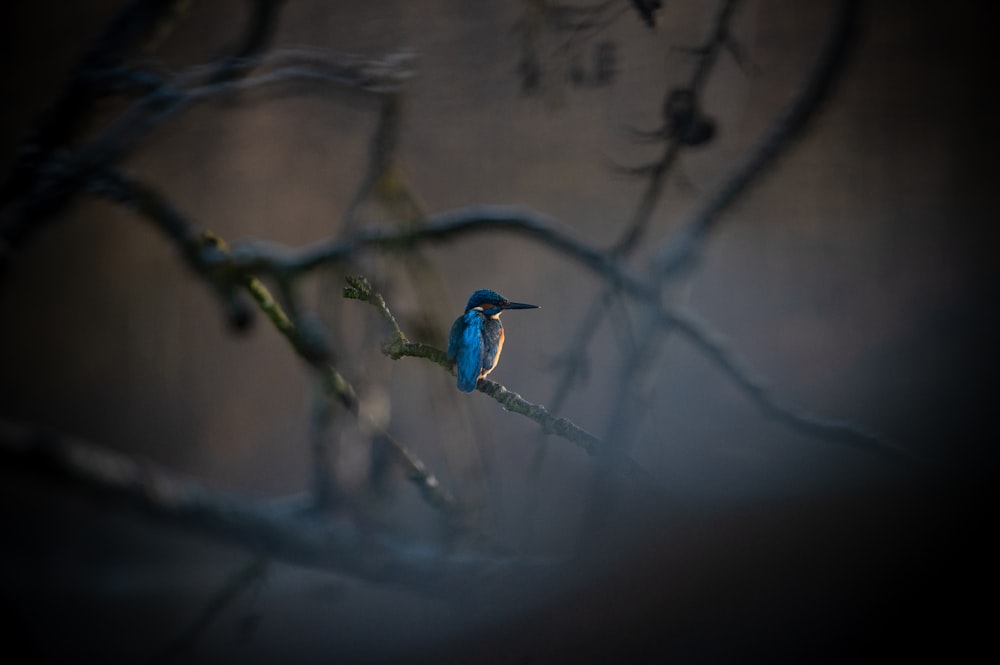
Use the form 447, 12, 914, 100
465, 289, 538, 317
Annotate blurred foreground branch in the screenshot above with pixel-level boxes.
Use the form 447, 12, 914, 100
0, 419, 544, 592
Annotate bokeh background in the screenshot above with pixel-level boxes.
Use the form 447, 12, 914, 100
1, 0, 996, 662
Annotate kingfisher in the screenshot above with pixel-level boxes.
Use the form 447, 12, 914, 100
447, 289, 539, 392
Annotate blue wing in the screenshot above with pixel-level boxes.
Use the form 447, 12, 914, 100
450, 311, 485, 392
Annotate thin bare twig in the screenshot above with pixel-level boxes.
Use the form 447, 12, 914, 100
597, 0, 866, 481
0, 0, 186, 209
650, 0, 860, 281
206, 0, 287, 83
612, 0, 742, 256
153, 556, 270, 665
233, 205, 641, 290
88, 169, 464, 519
664, 307, 914, 460
0, 46, 413, 249
232, 251, 466, 520
535, 0, 746, 458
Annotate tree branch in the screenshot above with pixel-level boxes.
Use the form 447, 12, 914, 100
0, 419, 545, 592
0, 46, 414, 249
650, 0, 860, 281
343, 276, 657, 484
88, 170, 465, 519
99, 166, 904, 465
598, 0, 868, 465
663, 307, 917, 461
233, 204, 647, 295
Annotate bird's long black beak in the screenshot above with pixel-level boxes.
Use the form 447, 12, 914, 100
502, 301, 539, 310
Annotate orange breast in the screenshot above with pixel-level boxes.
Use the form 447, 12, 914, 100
480, 326, 505, 379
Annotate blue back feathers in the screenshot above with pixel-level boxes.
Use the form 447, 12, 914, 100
450, 310, 487, 392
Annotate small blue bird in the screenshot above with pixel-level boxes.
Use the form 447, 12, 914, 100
447, 289, 539, 392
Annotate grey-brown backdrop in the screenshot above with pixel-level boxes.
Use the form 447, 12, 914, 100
1, 1, 996, 662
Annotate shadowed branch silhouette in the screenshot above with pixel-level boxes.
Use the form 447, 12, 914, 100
0, 419, 543, 589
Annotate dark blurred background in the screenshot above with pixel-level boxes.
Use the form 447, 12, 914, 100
1, 0, 997, 662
